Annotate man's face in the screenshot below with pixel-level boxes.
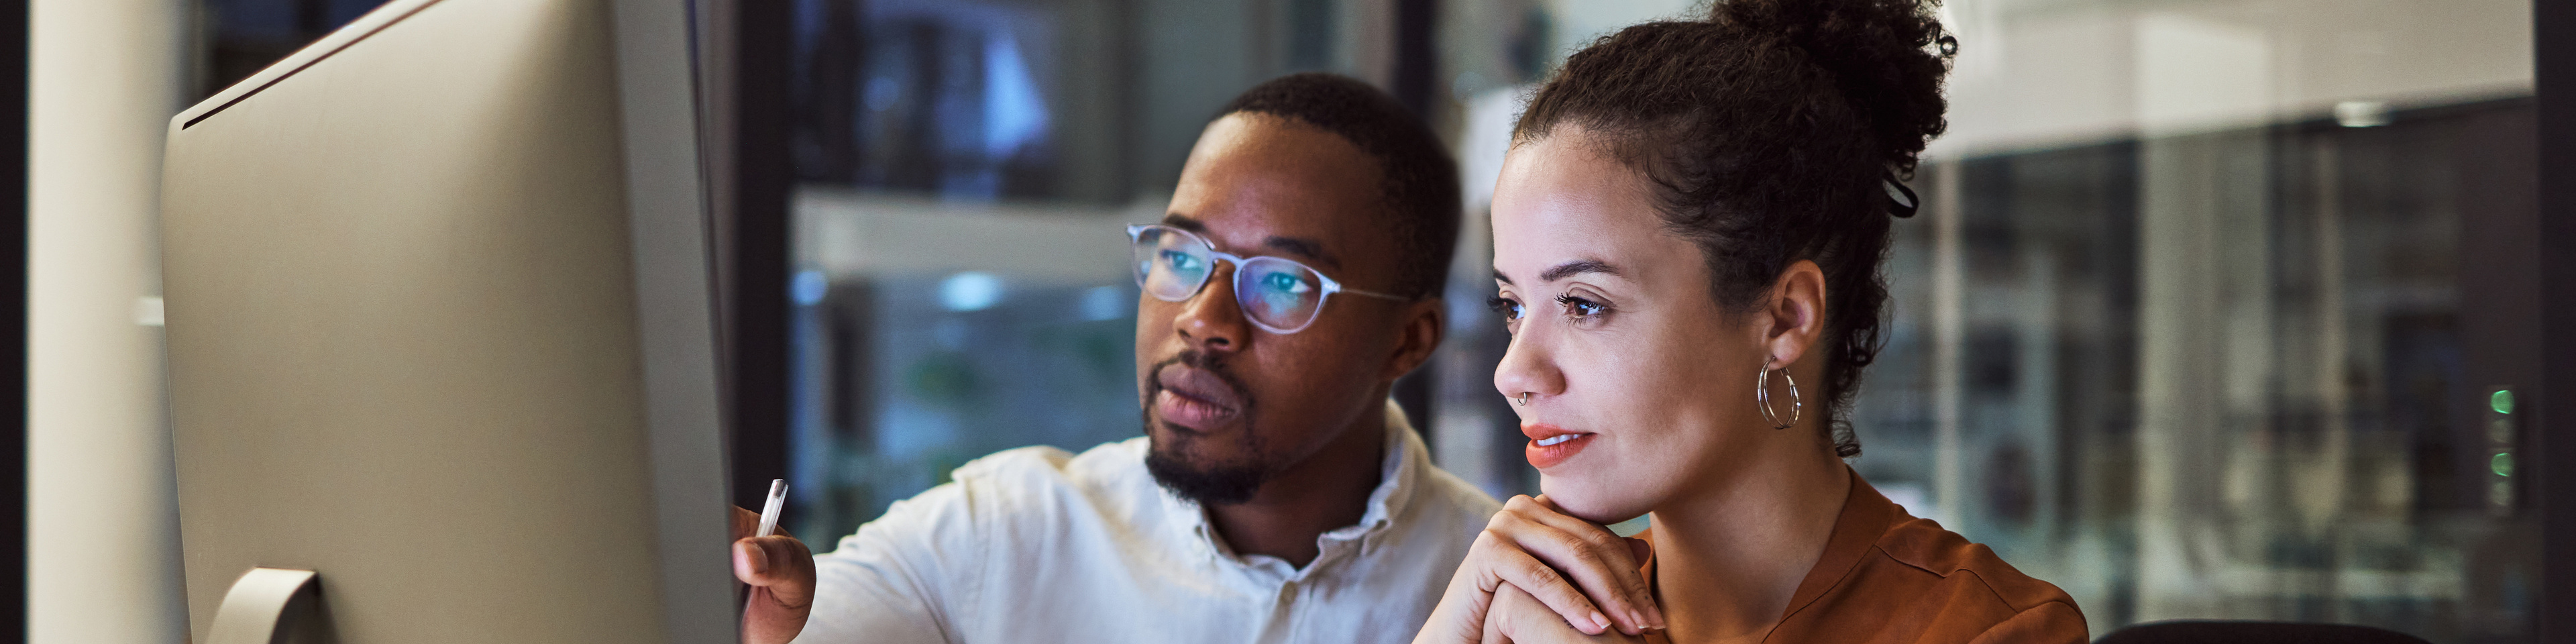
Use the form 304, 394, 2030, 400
1136, 113, 1420, 505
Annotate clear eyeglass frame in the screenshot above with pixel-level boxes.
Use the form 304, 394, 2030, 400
1126, 223, 1407, 335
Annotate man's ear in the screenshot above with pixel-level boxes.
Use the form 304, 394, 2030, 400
1761, 261, 1827, 367
1381, 298, 1446, 382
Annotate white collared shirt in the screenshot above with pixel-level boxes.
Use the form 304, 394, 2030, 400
793, 401, 1502, 644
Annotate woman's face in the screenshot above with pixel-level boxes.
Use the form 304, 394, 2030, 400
1488, 129, 1776, 524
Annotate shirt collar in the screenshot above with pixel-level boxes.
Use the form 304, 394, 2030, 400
1167, 399, 1426, 572
1326, 399, 1425, 541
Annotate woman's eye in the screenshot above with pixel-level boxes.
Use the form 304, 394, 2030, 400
1486, 297, 1523, 321
1556, 294, 1607, 317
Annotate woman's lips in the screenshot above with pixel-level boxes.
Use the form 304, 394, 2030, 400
1522, 423, 1597, 469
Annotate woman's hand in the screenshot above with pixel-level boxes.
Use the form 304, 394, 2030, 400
1483, 582, 1651, 643
1413, 495, 1666, 644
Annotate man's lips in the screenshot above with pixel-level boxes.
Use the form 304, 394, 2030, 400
1522, 423, 1596, 469
1154, 365, 1244, 430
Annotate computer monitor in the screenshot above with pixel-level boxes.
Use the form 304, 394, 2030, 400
158, 0, 734, 641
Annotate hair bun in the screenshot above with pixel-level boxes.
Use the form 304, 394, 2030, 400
1711, 0, 1953, 173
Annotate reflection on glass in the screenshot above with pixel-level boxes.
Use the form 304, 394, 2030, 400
792, 0, 1066, 199
786, 194, 1148, 544
1860, 98, 2538, 641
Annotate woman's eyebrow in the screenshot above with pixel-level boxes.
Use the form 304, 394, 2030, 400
1493, 260, 1623, 285
1539, 260, 1621, 282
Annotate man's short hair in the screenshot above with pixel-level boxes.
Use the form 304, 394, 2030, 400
1218, 73, 1460, 299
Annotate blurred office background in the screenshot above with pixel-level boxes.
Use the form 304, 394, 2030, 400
765, 0, 2544, 641
15, 0, 2553, 642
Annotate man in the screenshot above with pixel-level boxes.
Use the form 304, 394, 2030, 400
732, 73, 1500, 643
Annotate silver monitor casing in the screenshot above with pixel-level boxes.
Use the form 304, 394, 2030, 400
159, 0, 733, 641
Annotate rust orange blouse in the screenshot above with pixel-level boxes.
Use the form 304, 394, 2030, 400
1637, 469, 2086, 644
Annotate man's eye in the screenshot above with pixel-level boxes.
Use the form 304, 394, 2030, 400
1487, 297, 1523, 321
1162, 250, 1199, 271
1265, 272, 1311, 293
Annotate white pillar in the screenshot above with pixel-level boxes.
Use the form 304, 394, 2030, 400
2130, 13, 2277, 623
1928, 158, 1964, 529
27, 1, 188, 642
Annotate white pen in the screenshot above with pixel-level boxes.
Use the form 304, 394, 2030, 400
755, 479, 789, 538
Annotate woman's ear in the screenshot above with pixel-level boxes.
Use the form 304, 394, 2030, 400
1761, 260, 1828, 367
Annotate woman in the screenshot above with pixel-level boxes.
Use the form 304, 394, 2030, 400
1414, 1, 2085, 643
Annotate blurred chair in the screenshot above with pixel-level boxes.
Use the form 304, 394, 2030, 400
2096, 621, 2432, 644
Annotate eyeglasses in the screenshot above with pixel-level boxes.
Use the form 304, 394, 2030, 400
1127, 224, 1407, 334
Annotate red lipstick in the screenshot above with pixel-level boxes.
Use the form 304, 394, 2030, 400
1522, 423, 1597, 469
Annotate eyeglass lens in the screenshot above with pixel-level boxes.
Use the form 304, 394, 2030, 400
1131, 226, 1330, 333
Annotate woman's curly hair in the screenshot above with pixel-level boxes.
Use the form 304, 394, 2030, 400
1513, 0, 1955, 458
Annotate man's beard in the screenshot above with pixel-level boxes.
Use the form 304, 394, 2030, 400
1141, 350, 1271, 506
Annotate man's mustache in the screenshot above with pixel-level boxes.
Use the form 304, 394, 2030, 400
1159, 349, 1227, 375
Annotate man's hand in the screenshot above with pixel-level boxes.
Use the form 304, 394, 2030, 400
1412, 495, 1664, 644
733, 505, 816, 644
1482, 582, 1651, 644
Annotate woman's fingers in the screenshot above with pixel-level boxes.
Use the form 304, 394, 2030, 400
1489, 581, 1649, 644
1481, 586, 1514, 644
1528, 495, 1665, 630
1409, 557, 1507, 644
1432, 494, 1666, 643
1490, 496, 1664, 633
1474, 539, 1615, 635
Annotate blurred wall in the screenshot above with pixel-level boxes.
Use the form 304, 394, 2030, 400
26, 0, 189, 642
1933, 0, 2532, 155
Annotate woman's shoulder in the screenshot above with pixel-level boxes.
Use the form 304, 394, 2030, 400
1870, 516, 2076, 613
1847, 515, 2088, 643
1773, 475, 2088, 643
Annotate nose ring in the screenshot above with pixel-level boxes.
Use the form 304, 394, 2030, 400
1516, 392, 1531, 407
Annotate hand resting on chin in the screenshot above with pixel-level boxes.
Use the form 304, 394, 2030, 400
1413, 494, 1664, 643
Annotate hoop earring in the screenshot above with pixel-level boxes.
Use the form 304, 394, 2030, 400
1758, 364, 1801, 430
1515, 392, 1531, 407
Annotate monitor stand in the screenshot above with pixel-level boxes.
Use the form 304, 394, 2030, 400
207, 568, 323, 644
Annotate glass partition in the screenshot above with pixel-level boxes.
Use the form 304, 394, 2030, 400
1878, 102, 2539, 640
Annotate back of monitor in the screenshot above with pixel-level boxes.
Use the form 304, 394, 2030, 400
158, 0, 732, 641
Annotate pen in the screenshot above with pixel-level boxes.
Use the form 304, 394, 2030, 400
755, 479, 788, 538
